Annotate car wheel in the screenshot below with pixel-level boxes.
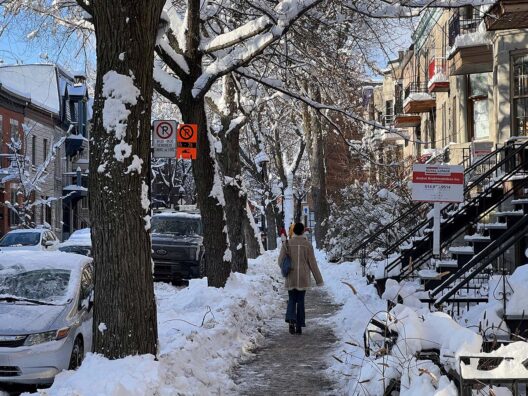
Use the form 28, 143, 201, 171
68, 337, 84, 370
199, 255, 206, 278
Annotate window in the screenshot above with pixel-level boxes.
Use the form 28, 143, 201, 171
9, 188, 19, 227
45, 200, 52, 225
513, 54, 528, 136
81, 197, 88, 210
43, 138, 48, 160
468, 73, 490, 140
31, 136, 36, 165
9, 120, 18, 143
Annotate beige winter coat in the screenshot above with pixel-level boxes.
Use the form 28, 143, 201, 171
278, 235, 324, 290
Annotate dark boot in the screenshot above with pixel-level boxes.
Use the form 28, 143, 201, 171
295, 326, 302, 335
289, 322, 296, 335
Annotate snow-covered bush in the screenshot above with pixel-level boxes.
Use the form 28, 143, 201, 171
325, 182, 417, 261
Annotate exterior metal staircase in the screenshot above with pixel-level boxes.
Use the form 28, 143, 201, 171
356, 139, 528, 314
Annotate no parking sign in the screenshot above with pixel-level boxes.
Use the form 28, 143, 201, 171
152, 120, 177, 158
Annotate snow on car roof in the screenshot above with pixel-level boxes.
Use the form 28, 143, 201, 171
60, 228, 92, 247
152, 212, 201, 219
5, 229, 45, 234
0, 251, 91, 271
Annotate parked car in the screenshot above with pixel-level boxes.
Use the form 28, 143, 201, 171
0, 251, 93, 385
151, 211, 205, 282
59, 228, 91, 257
0, 229, 59, 252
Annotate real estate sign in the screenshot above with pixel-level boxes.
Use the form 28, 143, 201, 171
412, 164, 464, 203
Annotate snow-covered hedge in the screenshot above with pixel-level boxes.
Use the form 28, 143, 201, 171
325, 183, 416, 262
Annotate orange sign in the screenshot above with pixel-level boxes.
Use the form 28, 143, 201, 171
176, 124, 198, 159
177, 147, 197, 160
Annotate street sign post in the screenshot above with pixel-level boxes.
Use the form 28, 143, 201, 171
177, 124, 198, 160
412, 164, 465, 256
152, 120, 177, 158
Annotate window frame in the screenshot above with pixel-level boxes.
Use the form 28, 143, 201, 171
511, 52, 528, 137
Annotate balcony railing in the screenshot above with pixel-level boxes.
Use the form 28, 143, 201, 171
382, 114, 395, 126
448, 11, 483, 47
404, 82, 429, 100
428, 57, 450, 92
429, 57, 448, 78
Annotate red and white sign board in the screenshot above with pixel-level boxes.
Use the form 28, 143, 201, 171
412, 164, 464, 203
152, 120, 177, 158
471, 141, 493, 162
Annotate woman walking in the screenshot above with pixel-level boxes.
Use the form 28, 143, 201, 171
278, 222, 324, 335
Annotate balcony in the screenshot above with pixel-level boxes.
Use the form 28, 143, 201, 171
447, 11, 492, 75
394, 114, 421, 128
428, 58, 450, 93
403, 83, 436, 114
62, 170, 88, 200
485, 0, 528, 30
65, 133, 88, 158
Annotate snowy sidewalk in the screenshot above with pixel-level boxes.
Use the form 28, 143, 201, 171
233, 287, 341, 395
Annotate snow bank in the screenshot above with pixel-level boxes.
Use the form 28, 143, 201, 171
28, 252, 282, 395
318, 250, 481, 394
27, 354, 160, 396
505, 264, 528, 315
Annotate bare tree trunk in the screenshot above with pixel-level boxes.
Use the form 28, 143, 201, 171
304, 84, 329, 249
173, 0, 231, 287
243, 216, 259, 259
218, 76, 247, 273
294, 195, 303, 223
180, 99, 230, 287
89, 0, 163, 358
266, 203, 277, 249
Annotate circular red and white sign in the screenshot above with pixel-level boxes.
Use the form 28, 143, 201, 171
155, 121, 175, 139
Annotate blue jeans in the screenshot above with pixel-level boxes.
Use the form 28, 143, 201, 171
285, 289, 306, 327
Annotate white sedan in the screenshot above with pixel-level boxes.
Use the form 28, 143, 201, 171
0, 229, 60, 251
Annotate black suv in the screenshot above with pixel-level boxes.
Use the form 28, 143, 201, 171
151, 211, 205, 282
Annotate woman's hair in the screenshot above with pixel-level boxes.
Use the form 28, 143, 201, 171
293, 222, 305, 235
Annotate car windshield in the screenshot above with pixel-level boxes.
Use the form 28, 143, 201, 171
151, 216, 202, 236
0, 268, 71, 304
0, 232, 40, 247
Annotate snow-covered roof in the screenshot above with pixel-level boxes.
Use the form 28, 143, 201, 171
0, 64, 60, 114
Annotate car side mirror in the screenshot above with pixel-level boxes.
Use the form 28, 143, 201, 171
80, 290, 94, 311
45, 241, 55, 247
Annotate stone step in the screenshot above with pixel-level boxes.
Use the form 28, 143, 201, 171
464, 234, 491, 243
478, 222, 508, 230
449, 246, 474, 255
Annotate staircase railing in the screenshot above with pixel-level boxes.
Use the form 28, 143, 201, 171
346, 143, 507, 259
399, 175, 528, 279
383, 139, 528, 276
432, 215, 528, 306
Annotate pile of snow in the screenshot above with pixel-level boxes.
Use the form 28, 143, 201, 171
461, 342, 528, 381
403, 92, 434, 107
318, 251, 482, 395
505, 264, 528, 316
28, 252, 283, 396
